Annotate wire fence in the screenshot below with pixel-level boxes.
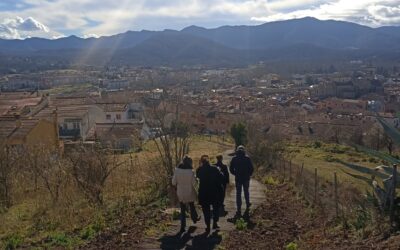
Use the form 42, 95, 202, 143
273, 158, 369, 221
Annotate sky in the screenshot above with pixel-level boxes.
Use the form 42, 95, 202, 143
0, 0, 399, 39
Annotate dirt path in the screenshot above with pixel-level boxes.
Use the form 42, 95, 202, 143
139, 151, 266, 250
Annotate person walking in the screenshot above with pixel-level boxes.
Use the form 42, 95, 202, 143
215, 154, 229, 213
172, 156, 201, 232
196, 155, 224, 233
229, 145, 254, 217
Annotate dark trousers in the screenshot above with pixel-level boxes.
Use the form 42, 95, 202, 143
236, 179, 250, 213
221, 184, 227, 209
201, 202, 219, 228
180, 202, 199, 229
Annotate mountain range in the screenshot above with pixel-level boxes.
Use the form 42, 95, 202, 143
1, 17, 400, 71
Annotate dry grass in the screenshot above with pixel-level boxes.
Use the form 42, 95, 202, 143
286, 142, 385, 191
0, 135, 233, 248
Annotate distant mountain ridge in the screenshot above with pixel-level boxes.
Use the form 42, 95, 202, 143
0, 17, 400, 70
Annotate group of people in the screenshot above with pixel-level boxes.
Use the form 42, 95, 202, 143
171, 145, 254, 233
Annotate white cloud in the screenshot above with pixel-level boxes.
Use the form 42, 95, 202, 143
0, 0, 399, 39
0, 16, 62, 39
251, 0, 400, 27
83, 33, 99, 38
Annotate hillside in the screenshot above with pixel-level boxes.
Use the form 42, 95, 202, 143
1, 17, 400, 70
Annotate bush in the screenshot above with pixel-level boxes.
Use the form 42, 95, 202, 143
172, 210, 180, 220
46, 232, 75, 247
324, 155, 337, 162
351, 205, 371, 231
3, 234, 23, 250
235, 218, 248, 230
230, 123, 247, 148
264, 176, 279, 186
313, 141, 322, 148
285, 242, 298, 250
325, 145, 346, 154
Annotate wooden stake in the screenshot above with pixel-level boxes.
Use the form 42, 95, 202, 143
390, 164, 397, 226
334, 172, 339, 218
314, 168, 318, 204
299, 162, 304, 189
283, 161, 286, 182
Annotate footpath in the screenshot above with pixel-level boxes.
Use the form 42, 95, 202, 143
139, 151, 266, 250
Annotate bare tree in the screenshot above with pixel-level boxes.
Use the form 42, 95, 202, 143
246, 120, 284, 168
67, 145, 123, 205
25, 146, 68, 204
331, 126, 341, 144
367, 127, 384, 151
144, 99, 191, 186
383, 133, 394, 155
0, 141, 19, 208
349, 128, 364, 146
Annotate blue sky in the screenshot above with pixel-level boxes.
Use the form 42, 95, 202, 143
0, 0, 399, 39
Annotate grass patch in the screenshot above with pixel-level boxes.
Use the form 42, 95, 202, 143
45, 232, 79, 248
235, 218, 248, 230
285, 242, 298, 250
264, 176, 279, 186
2, 233, 23, 250
286, 142, 382, 191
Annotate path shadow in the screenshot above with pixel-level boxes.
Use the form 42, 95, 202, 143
186, 230, 222, 250
159, 226, 196, 249
226, 208, 256, 229
159, 226, 222, 250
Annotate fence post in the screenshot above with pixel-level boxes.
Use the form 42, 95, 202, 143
334, 172, 339, 218
283, 161, 286, 182
390, 164, 397, 226
314, 168, 318, 204
299, 163, 304, 185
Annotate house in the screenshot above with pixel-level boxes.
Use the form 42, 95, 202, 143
0, 117, 59, 149
99, 103, 130, 123
96, 102, 144, 124
94, 123, 142, 151
35, 105, 105, 141
316, 98, 367, 114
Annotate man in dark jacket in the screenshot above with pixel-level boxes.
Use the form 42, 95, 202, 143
215, 154, 229, 212
229, 145, 254, 216
196, 155, 224, 233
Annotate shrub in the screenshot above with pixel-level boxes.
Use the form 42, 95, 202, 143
3, 234, 23, 250
47, 232, 74, 247
351, 205, 371, 231
285, 242, 298, 250
313, 141, 322, 148
230, 123, 247, 148
172, 210, 180, 220
235, 218, 248, 230
325, 145, 346, 154
324, 155, 337, 162
264, 176, 279, 186
67, 145, 122, 205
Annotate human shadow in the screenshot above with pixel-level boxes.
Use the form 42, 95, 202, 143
186, 230, 222, 250
159, 226, 196, 250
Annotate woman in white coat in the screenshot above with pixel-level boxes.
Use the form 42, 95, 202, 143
172, 156, 200, 232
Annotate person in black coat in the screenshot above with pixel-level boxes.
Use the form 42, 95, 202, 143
229, 145, 254, 216
215, 154, 229, 212
196, 155, 224, 233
